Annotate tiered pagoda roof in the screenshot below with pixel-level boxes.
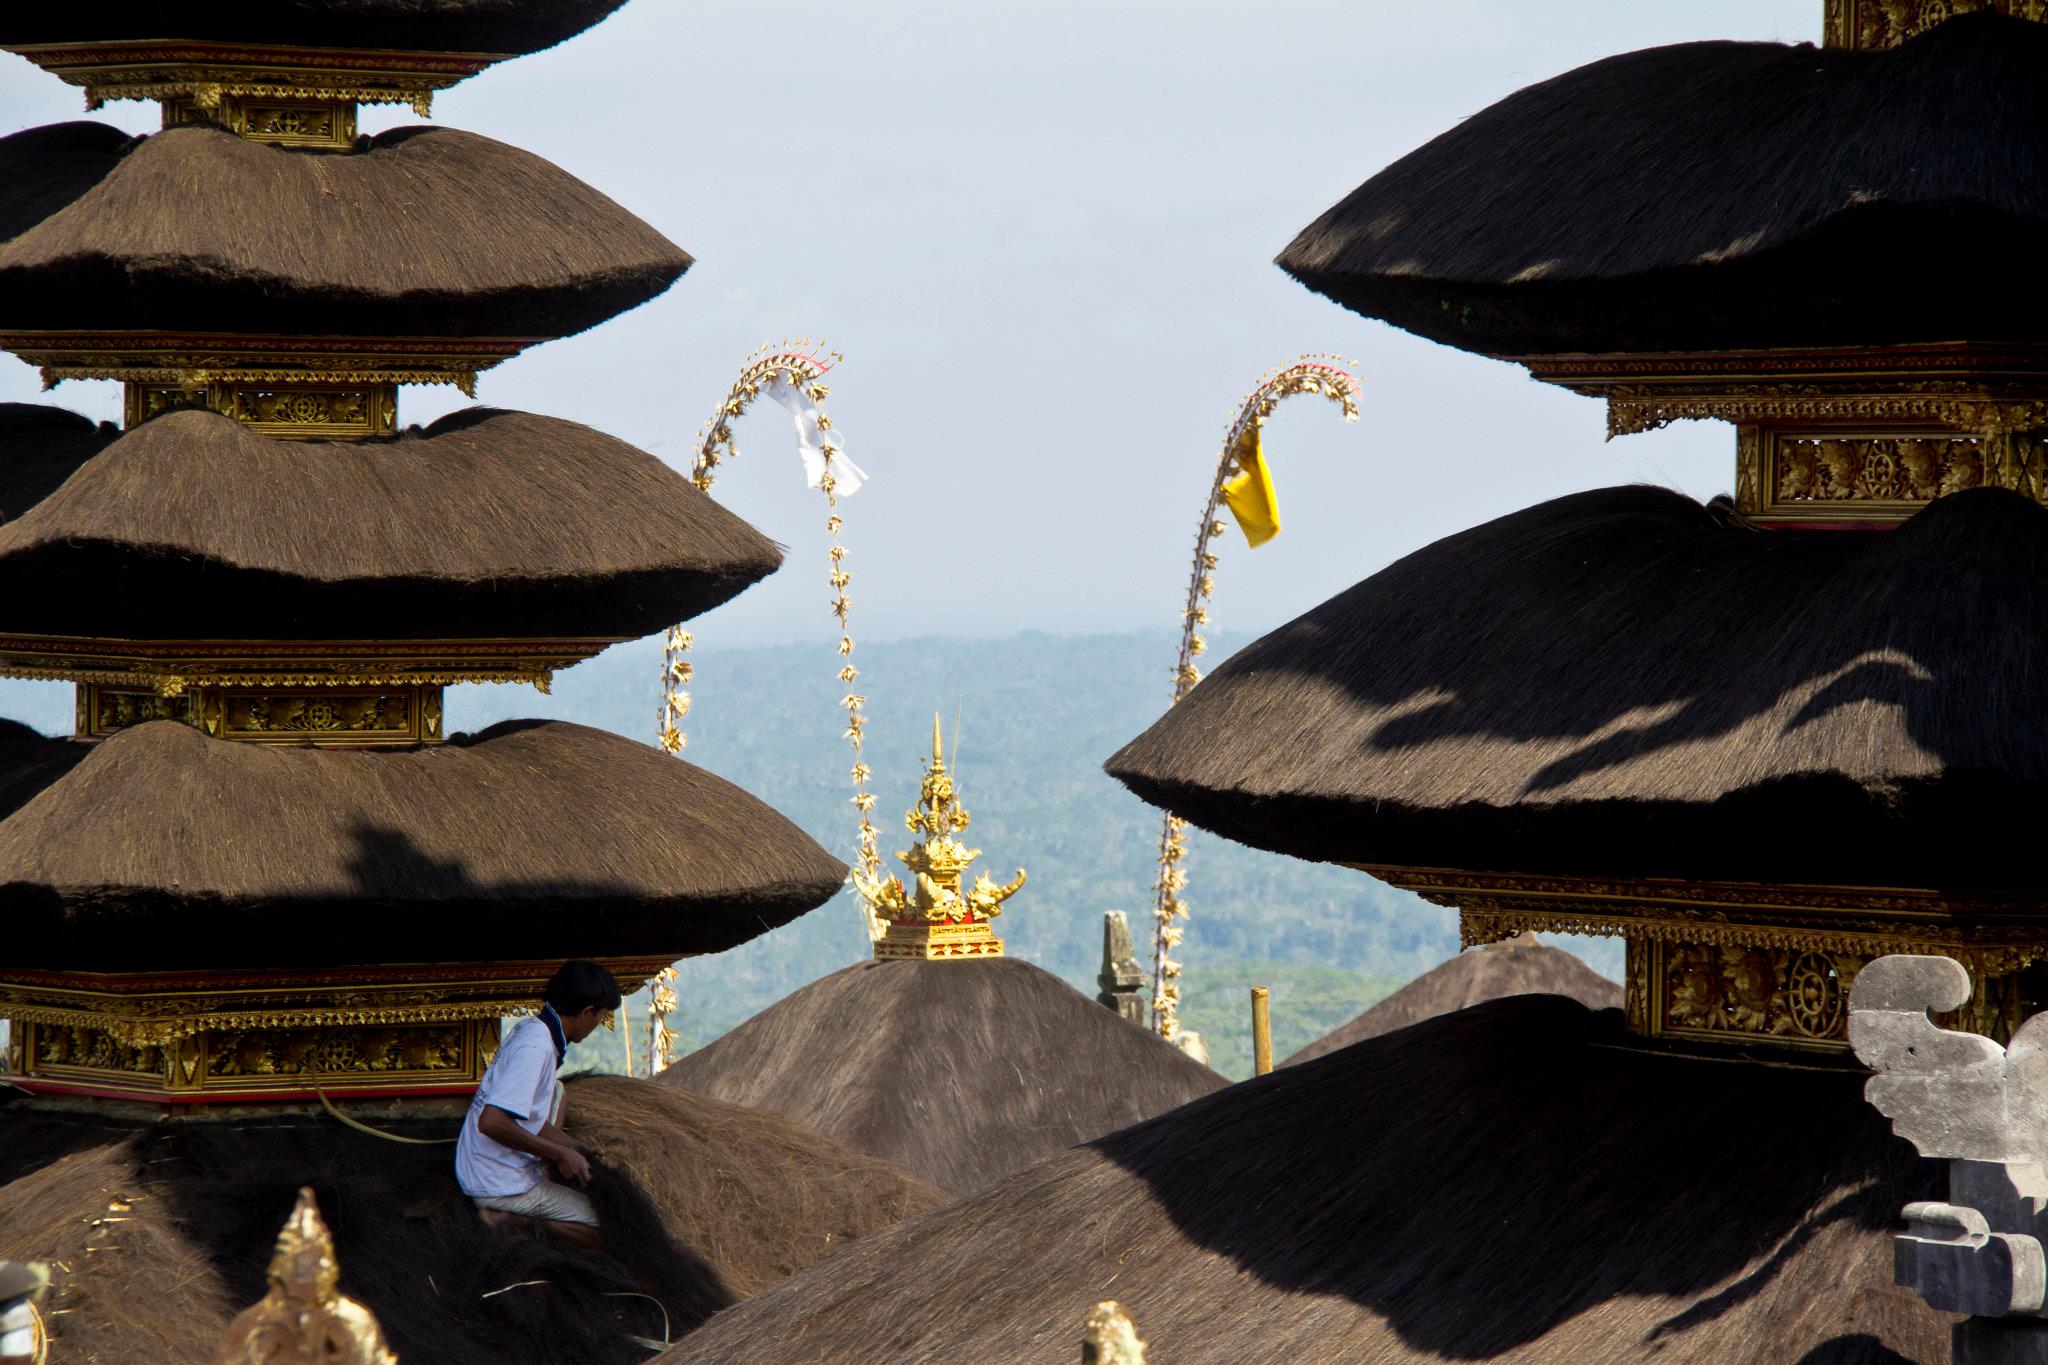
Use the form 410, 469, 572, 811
1111, 2, 2048, 1059
0, 0, 841, 1112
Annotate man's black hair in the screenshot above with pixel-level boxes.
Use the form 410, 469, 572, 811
544, 959, 622, 1015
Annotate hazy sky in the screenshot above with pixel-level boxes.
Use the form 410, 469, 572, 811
0, 0, 1818, 648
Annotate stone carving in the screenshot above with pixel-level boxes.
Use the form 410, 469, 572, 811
1096, 911, 1149, 1026
1850, 954, 2048, 1363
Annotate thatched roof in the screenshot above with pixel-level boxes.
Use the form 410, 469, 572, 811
1279, 12, 2048, 355
658, 958, 1224, 1196
2, 719, 846, 970
0, 1, 628, 54
1108, 484, 2048, 890
0, 1075, 943, 1365
0, 404, 780, 639
1281, 936, 1618, 1067
0, 121, 688, 339
659, 994, 1943, 1365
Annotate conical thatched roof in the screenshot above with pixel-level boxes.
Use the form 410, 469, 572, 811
658, 995, 1942, 1365
658, 957, 1224, 1196
1279, 13, 2048, 355
0, 404, 779, 639
2, 718, 846, 970
1108, 484, 2048, 891
0, 1, 629, 54
0, 122, 689, 339
1281, 937, 1618, 1067
0, 1075, 943, 1365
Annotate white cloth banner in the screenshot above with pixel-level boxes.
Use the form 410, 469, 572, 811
764, 374, 869, 497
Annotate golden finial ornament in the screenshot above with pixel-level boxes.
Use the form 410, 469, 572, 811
855, 715, 1025, 960
217, 1188, 396, 1365
1081, 1301, 1147, 1365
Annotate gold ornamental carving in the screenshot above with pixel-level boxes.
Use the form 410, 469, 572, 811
5, 38, 510, 122
217, 1187, 396, 1365
1, 955, 671, 1101
80, 684, 443, 745
163, 93, 358, 150
1376, 860, 2048, 1053
0, 332, 534, 400
855, 716, 1025, 960
1824, 0, 2048, 47
127, 382, 399, 440
0, 635, 619, 698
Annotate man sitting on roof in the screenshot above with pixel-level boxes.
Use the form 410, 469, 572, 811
456, 959, 620, 1250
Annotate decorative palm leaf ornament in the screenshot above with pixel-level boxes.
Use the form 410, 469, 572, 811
653, 341, 879, 1071
1149, 358, 1363, 1042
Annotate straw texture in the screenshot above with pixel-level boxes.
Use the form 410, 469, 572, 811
0, 122, 689, 339
1280, 12, 2048, 354
0, 719, 846, 970
0, 1076, 943, 1365
0, 1, 629, 54
0, 404, 781, 638
659, 958, 1225, 1195
660, 995, 1945, 1365
1108, 484, 2048, 890
1282, 936, 1619, 1066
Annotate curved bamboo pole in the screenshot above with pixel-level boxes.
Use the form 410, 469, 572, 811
1149, 357, 1363, 1042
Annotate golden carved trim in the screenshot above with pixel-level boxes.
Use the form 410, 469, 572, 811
1605, 393, 2048, 441
1824, 0, 2048, 48
1732, 425, 2043, 523
1456, 903, 2039, 977
79, 683, 445, 746
5, 40, 510, 117
126, 381, 398, 438
163, 93, 357, 149
1368, 863, 2048, 923
0, 635, 623, 695
0, 332, 538, 397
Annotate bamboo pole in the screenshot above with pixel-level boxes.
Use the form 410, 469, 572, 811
1251, 986, 1272, 1076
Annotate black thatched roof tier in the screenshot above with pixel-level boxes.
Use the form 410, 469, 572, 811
1281, 937, 1618, 1067
0, 719, 846, 971
659, 995, 1942, 1365
0, 1075, 943, 1365
0, 122, 688, 340
0, 404, 778, 639
1279, 13, 2048, 355
0, 1, 628, 54
658, 958, 1224, 1196
1108, 484, 2048, 891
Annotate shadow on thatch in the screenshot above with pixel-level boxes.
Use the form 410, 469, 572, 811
0, 718, 845, 970
1109, 484, 2048, 889
0, 403, 782, 640
0, 1076, 943, 1364
1280, 936, 1618, 1066
658, 996, 1942, 1364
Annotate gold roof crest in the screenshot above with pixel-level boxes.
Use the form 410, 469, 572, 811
856, 715, 1025, 961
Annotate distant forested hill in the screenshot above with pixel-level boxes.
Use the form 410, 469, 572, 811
0, 631, 1616, 1081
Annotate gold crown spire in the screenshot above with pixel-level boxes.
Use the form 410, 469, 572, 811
217, 1187, 395, 1365
856, 714, 1025, 961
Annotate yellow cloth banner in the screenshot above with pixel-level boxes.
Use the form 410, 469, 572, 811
1220, 424, 1280, 547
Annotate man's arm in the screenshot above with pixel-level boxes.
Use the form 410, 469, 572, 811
477, 1105, 592, 1186
537, 1120, 593, 1157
